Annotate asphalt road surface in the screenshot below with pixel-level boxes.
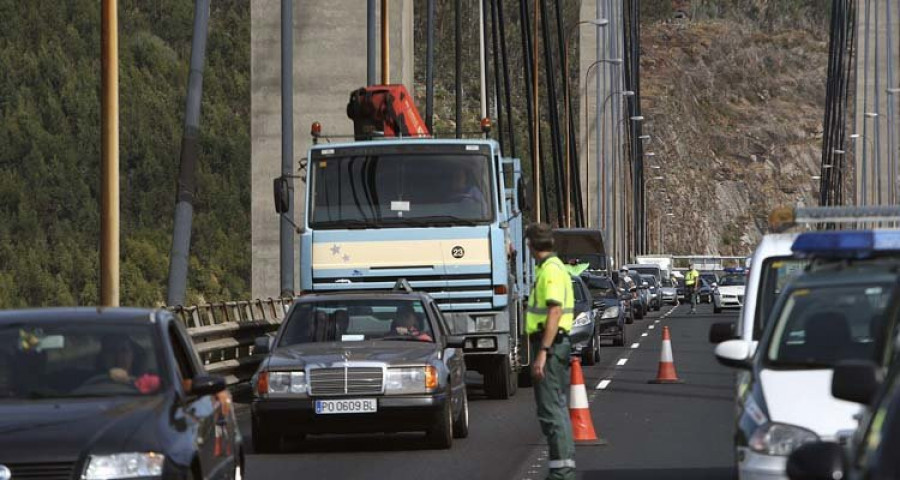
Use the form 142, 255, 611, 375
238, 303, 737, 480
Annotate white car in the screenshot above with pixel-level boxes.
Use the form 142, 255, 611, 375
715, 230, 900, 480
712, 273, 748, 314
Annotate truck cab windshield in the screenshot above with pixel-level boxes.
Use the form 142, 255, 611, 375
310, 153, 494, 228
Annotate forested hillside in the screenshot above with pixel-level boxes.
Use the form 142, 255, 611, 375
0, 0, 250, 307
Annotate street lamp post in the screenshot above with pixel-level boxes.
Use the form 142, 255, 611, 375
851, 133, 876, 205
562, 18, 608, 226
581, 69, 629, 229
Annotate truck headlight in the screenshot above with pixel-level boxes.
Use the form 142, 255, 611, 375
601, 306, 620, 319
82, 453, 165, 479
258, 371, 307, 396
475, 316, 495, 332
573, 312, 591, 327
385, 366, 438, 395
748, 423, 819, 456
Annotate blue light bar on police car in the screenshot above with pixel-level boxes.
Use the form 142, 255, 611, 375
791, 230, 900, 258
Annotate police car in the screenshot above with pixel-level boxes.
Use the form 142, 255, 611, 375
715, 230, 900, 480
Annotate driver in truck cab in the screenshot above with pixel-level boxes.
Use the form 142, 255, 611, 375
447, 168, 486, 215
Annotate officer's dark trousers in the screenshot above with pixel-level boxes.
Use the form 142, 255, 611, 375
531, 336, 575, 480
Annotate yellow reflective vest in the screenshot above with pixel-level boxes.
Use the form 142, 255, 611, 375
526, 255, 574, 334
685, 269, 700, 286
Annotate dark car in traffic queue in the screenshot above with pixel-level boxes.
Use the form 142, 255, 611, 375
630, 270, 652, 318
0, 308, 242, 480
250, 286, 469, 452
582, 273, 629, 347
569, 275, 602, 366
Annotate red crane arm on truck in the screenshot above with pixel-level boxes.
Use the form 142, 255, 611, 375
346, 85, 430, 139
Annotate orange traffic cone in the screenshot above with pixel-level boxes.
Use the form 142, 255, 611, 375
649, 326, 683, 384
569, 357, 607, 446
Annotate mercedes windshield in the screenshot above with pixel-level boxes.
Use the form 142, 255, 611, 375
309, 151, 495, 229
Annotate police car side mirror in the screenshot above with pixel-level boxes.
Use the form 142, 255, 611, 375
714, 340, 752, 370
786, 442, 845, 480
831, 360, 882, 405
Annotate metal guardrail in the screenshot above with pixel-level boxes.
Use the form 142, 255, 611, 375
168, 298, 294, 386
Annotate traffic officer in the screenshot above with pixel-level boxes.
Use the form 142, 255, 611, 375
685, 264, 701, 314
525, 223, 576, 480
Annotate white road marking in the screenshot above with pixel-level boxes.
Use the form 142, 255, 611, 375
641, 332, 648, 337
596, 379, 612, 390
655, 320, 660, 324
616, 358, 628, 366
631, 342, 640, 349
649, 325, 655, 329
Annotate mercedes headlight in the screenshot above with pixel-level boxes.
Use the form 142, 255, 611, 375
573, 312, 591, 327
257, 371, 307, 396
748, 423, 819, 456
601, 306, 620, 319
385, 366, 438, 395
82, 453, 165, 479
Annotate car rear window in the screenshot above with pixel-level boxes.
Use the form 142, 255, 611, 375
766, 283, 894, 369
279, 299, 434, 346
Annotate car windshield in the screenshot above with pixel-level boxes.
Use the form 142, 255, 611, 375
0, 323, 165, 400
719, 275, 746, 286
701, 273, 718, 284
279, 299, 435, 346
766, 283, 894, 369
642, 276, 658, 287
755, 258, 808, 340
310, 153, 494, 228
583, 276, 618, 299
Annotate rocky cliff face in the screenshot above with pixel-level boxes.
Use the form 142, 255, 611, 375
641, 7, 828, 255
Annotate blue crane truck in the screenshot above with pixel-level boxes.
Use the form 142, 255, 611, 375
292, 135, 533, 399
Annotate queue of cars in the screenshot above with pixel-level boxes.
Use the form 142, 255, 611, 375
711, 230, 900, 480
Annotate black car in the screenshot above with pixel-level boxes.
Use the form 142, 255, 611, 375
251, 289, 468, 451
0, 308, 242, 480
582, 274, 628, 347
569, 275, 601, 366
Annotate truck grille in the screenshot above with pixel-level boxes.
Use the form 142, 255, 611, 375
8, 462, 76, 480
308, 367, 384, 396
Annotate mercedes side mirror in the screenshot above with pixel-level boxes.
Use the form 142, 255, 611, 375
254, 336, 272, 355
786, 442, 846, 480
446, 335, 466, 349
273, 176, 290, 214
832, 360, 882, 405
709, 322, 736, 344
714, 340, 753, 370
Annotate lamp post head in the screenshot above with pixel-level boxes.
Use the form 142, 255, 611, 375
644, 151, 656, 157
850, 133, 861, 139
832, 149, 845, 155
589, 18, 610, 26
630, 116, 644, 122
811, 175, 822, 180
652, 176, 665, 181
622, 90, 635, 97
865, 112, 879, 118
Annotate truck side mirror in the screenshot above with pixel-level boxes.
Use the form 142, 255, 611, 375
274, 176, 290, 214
517, 178, 531, 213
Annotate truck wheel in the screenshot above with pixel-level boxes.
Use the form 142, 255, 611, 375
484, 356, 513, 399
452, 390, 470, 439
518, 368, 534, 388
426, 399, 453, 449
251, 421, 280, 454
